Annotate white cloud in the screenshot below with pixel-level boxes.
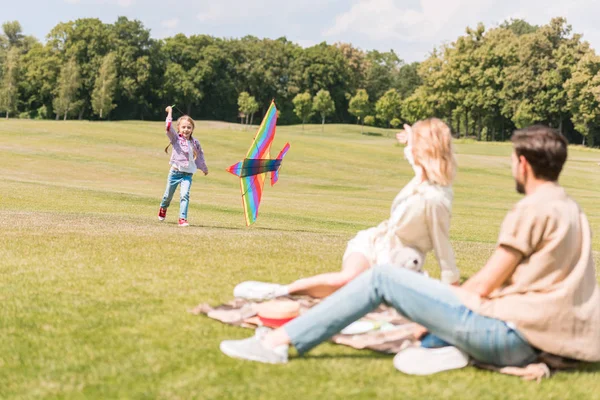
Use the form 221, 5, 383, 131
196, 0, 325, 23
324, 0, 493, 42
295, 39, 319, 48
116, 0, 134, 6
62, 0, 134, 6
161, 18, 179, 29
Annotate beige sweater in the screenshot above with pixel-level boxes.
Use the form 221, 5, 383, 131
455, 183, 600, 362
346, 177, 460, 284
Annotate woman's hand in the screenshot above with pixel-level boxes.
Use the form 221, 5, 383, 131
413, 324, 428, 339
396, 124, 413, 145
396, 131, 408, 144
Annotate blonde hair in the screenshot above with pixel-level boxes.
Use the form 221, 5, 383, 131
411, 118, 457, 186
164, 115, 198, 159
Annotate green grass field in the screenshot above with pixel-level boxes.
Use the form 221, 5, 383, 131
1, 119, 599, 399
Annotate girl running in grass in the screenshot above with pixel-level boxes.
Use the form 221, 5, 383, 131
157, 106, 208, 227
234, 118, 460, 299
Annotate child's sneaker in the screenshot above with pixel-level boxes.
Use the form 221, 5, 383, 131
178, 218, 189, 227
158, 207, 167, 221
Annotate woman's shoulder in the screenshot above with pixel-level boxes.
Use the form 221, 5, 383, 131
419, 182, 453, 206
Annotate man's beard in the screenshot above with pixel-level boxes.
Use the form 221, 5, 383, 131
515, 180, 525, 194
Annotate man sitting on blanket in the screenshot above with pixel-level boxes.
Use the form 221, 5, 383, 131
220, 125, 600, 374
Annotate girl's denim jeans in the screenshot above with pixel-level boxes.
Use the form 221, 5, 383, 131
160, 170, 193, 219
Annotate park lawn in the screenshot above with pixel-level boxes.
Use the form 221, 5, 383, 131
1, 119, 599, 400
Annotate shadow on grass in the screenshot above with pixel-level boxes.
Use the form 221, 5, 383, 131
296, 352, 390, 361
186, 223, 331, 235
562, 362, 600, 373
362, 131, 383, 137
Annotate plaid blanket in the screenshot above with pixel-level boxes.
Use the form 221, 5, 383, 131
192, 296, 580, 382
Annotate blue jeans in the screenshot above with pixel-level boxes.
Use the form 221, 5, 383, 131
284, 265, 539, 367
160, 170, 193, 219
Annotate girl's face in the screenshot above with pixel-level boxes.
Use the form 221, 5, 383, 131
179, 120, 194, 139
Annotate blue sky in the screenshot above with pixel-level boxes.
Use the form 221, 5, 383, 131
4, 0, 600, 62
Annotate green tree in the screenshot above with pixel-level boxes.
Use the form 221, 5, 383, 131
0, 47, 19, 118
348, 89, 370, 133
313, 89, 335, 131
110, 17, 153, 119
47, 18, 113, 119
238, 91, 250, 124
291, 43, 354, 122
237, 91, 259, 125
2, 21, 24, 48
500, 18, 538, 36
364, 50, 403, 101
565, 51, 600, 145
364, 115, 375, 126
53, 57, 81, 120
20, 42, 61, 118
395, 62, 422, 99
162, 62, 202, 115
246, 96, 259, 125
292, 92, 313, 129
375, 89, 401, 127
91, 52, 117, 119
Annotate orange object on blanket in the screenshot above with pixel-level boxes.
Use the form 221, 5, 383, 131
256, 300, 300, 327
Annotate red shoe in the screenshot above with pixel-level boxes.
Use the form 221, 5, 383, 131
158, 207, 167, 221
178, 218, 189, 227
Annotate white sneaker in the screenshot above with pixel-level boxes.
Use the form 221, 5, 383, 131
233, 281, 288, 300
393, 346, 469, 375
220, 328, 289, 364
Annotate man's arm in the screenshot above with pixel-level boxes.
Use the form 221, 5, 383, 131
460, 245, 522, 297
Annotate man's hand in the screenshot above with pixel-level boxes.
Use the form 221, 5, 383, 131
460, 245, 522, 297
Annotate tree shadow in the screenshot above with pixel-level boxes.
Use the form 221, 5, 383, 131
362, 131, 383, 137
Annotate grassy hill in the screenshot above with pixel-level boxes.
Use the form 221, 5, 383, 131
1, 119, 599, 399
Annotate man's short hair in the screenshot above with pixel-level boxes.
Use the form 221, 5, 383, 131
511, 125, 568, 181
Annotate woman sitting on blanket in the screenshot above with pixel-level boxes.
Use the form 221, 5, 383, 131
235, 118, 460, 300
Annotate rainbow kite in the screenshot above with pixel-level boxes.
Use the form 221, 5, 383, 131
227, 101, 290, 226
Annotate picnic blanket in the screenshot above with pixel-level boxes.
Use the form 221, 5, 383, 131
191, 295, 580, 382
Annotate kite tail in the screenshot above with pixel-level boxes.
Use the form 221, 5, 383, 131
271, 142, 290, 186
226, 161, 243, 177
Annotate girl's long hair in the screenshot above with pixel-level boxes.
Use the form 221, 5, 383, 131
411, 118, 457, 186
165, 115, 198, 159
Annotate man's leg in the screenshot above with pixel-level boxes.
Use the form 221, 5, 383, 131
283, 265, 463, 354
222, 265, 537, 366
284, 265, 536, 366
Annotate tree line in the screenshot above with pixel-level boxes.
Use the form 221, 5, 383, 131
0, 17, 599, 146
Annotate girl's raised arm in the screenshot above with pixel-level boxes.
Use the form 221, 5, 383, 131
165, 105, 178, 142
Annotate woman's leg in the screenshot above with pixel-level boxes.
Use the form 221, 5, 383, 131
271, 265, 537, 367
160, 170, 180, 209
179, 174, 193, 220
286, 252, 370, 298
